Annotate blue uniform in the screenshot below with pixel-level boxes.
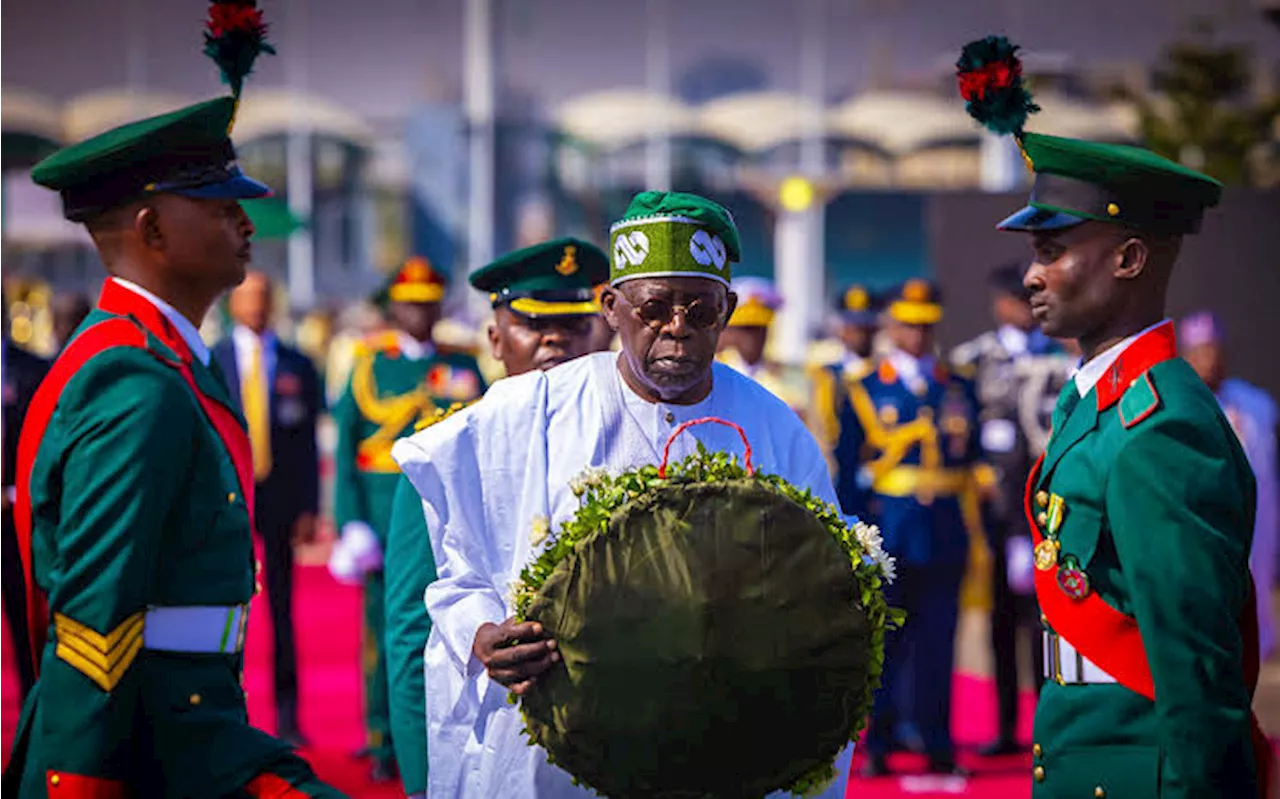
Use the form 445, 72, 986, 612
835, 353, 983, 762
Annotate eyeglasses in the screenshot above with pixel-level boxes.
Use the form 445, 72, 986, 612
629, 296, 724, 330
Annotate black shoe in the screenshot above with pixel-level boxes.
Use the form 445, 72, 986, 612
370, 757, 399, 783
925, 756, 971, 777
859, 754, 891, 778
977, 738, 1023, 757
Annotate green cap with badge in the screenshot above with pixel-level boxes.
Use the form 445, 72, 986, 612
469, 237, 609, 318
30, 0, 275, 223
955, 35, 1222, 236
609, 191, 741, 287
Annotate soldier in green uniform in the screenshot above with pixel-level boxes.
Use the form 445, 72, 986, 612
383, 236, 611, 798
327, 256, 486, 782
3, 77, 346, 799
985, 100, 1271, 799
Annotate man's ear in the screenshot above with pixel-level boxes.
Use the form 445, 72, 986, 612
721, 291, 739, 329
135, 205, 163, 250
1114, 237, 1150, 281
486, 322, 502, 361
599, 287, 621, 331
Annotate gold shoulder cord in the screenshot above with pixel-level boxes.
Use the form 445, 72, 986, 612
845, 377, 942, 482
351, 352, 437, 471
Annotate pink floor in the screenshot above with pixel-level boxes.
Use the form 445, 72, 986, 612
4, 565, 1041, 798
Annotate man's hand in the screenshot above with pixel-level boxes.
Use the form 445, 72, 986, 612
291, 512, 318, 546
473, 618, 559, 695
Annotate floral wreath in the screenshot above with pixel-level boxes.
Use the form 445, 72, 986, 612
511, 418, 904, 798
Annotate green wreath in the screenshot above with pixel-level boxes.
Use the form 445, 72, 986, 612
511, 418, 904, 799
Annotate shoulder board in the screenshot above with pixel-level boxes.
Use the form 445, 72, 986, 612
1118, 372, 1161, 429
876, 358, 897, 385
354, 331, 400, 359
844, 359, 874, 382
414, 399, 477, 432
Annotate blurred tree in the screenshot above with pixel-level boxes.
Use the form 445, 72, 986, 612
1114, 20, 1279, 185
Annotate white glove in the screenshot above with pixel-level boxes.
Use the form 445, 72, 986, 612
327, 521, 383, 584
1006, 535, 1035, 595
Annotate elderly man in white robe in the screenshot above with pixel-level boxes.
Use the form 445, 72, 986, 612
392, 191, 857, 799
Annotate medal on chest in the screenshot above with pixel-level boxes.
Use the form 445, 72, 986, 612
1032, 490, 1090, 598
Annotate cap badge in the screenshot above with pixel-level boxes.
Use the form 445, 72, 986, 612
556, 245, 579, 276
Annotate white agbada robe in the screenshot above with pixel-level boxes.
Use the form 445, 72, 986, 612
392, 351, 856, 799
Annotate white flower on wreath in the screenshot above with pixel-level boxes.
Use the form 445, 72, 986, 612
852, 519, 897, 584
530, 514, 550, 547
569, 466, 611, 498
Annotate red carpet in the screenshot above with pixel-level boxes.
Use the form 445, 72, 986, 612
2, 565, 1042, 797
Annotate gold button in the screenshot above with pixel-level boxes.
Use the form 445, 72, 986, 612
1035, 490, 1049, 508
255, 560, 263, 575
255, 580, 263, 596
1095, 787, 1106, 798
228, 492, 237, 504
1033, 743, 1042, 757
189, 693, 202, 706
50, 774, 61, 787
1040, 613, 1049, 625
1106, 202, 1120, 217
1036, 511, 1048, 526
1033, 765, 1046, 782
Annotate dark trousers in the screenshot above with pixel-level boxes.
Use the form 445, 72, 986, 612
2, 513, 35, 701
865, 562, 966, 759
990, 533, 1045, 742
257, 509, 299, 707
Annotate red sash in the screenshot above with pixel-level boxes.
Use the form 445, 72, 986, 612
14, 279, 256, 674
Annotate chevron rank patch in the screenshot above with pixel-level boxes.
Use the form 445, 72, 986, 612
54, 611, 145, 691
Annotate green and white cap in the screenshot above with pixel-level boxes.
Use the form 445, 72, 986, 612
608, 191, 741, 287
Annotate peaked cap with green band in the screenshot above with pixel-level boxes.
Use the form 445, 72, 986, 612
469, 237, 608, 318
30, 97, 271, 223
30, 1, 274, 223
609, 191, 741, 287
998, 132, 1223, 235
955, 35, 1222, 237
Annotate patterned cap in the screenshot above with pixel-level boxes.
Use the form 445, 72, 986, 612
609, 191, 741, 287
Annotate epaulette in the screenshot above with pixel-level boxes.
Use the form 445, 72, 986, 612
353, 330, 401, 359
414, 399, 476, 432
876, 358, 897, 385
1117, 372, 1161, 429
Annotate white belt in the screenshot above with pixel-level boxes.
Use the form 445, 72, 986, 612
143, 605, 248, 654
1042, 631, 1117, 685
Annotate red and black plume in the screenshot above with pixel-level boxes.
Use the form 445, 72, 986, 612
203, 0, 275, 102
955, 36, 1039, 137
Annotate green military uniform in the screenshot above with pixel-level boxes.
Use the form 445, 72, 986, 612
4, 11, 346, 795
330, 257, 485, 771
956, 35, 1268, 797
383, 237, 609, 797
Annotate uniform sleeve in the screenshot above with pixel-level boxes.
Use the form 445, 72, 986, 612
385, 475, 436, 795
1106, 413, 1255, 798
834, 380, 870, 519
331, 369, 368, 531
39, 350, 197, 789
